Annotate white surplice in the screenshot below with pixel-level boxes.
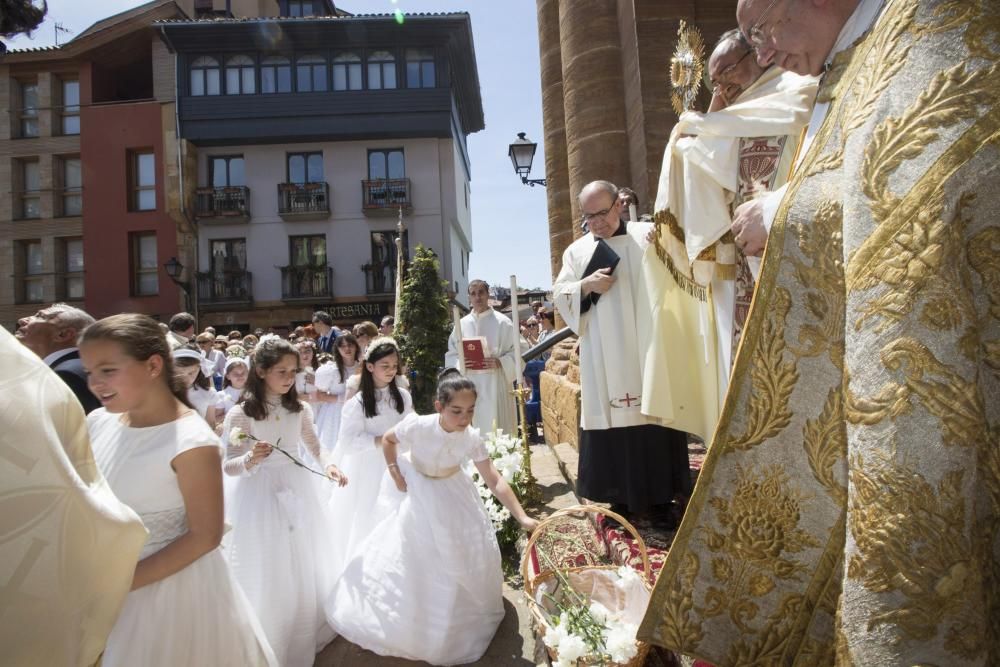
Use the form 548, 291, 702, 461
553, 224, 659, 431
445, 308, 517, 436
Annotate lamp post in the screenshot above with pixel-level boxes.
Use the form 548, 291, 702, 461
508, 132, 546, 187
163, 256, 192, 312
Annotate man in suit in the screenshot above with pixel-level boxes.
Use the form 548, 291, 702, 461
15, 303, 100, 414
311, 310, 340, 353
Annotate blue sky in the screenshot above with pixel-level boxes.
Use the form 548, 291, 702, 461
6, 0, 553, 289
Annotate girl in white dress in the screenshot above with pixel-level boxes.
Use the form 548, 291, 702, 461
79, 314, 276, 667
326, 370, 538, 665
327, 336, 413, 578
174, 344, 220, 429
313, 332, 360, 452
222, 336, 348, 667
218, 356, 249, 418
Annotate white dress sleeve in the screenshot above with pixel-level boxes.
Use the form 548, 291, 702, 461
336, 396, 374, 454
465, 427, 490, 463
392, 412, 422, 452
298, 402, 324, 463
221, 406, 256, 477
171, 414, 224, 465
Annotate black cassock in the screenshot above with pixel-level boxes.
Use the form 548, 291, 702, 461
578, 424, 691, 513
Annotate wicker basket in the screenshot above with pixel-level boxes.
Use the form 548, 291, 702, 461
522, 505, 653, 667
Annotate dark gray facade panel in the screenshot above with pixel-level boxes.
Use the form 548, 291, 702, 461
181, 111, 455, 145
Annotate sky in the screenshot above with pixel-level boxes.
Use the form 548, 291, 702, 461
5, 0, 553, 289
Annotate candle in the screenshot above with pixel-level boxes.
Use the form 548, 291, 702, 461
629, 203, 638, 222
510, 274, 523, 384
452, 305, 466, 374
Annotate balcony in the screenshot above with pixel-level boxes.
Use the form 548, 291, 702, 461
196, 270, 253, 309
195, 187, 250, 222
278, 182, 330, 221
362, 261, 405, 295
280, 265, 333, 301
362, 178, 412, 216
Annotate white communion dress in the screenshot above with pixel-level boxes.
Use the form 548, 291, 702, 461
313, 361, 357, 454
88, 408, 277, 667
326, 385, 413, 579
222, 400, 337, 667
326, 413, 505, 665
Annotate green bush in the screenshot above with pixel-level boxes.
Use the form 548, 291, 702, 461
395, 245, 452, 413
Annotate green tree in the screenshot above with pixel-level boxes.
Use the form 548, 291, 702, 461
395, 245, 451, 413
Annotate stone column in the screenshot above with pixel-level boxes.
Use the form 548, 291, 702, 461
536, 0, 573, 285
558, 0, 631, 226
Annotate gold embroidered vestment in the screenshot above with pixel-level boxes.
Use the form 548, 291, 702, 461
639, 1, 1000, 664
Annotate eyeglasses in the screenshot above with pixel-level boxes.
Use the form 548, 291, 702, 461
580, 205, 616, 224
710, 49, 753, 89
746, 0, 784, 47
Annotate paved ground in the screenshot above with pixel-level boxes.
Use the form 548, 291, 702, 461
314, 444, 576, 666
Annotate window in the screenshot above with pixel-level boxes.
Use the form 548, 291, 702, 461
367, 51, 396, 90
333, 52, 362, 90
261, 56, 292, 93
131, 151, 156, 211
367, 149, 405, 180
23, 240, 44, 303
190, 56, 221, 96
131, 232, 158, 296
210, 155, 245, 187
368, 230, 408, 293
296, 54, 327, 92
286, 0, 314, 16
62, 157, 82, 216
287, 152, 323, 184
225, 55, 256, 95
18, 159, 41, 219
290, 235, 326, 267
20, 81, 39, 137
210, 238, 247, 273
62, 237, 84, 300
406, 48, 436, 88
61, 80, 80, 134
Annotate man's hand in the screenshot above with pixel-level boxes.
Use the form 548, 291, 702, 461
731, 199, 768, 257
582, 268, 616, 297
483, 357, 502, 369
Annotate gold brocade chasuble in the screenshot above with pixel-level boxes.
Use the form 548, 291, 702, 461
639, 1, 1000, 665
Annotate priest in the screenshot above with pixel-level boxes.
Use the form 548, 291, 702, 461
553, 180, 691, 516
642, 30, 818, 444
640, 0, 1000, 664
445, 279, 517, 436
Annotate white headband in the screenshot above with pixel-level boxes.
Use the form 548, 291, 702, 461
363, 336, 399, 362
173, 348, 214, 377
224, 356, 250, 375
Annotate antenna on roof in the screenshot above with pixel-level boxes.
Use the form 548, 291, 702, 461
54, 22, 71, 46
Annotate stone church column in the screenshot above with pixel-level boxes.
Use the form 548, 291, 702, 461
558, 0, 631, 226
536, 0, 573, 284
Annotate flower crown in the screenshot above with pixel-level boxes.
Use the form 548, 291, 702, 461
256, 333, 282, 347
364, 336, 399, 362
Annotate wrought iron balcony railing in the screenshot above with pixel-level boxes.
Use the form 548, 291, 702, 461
278, 182, 330, 220
362, 178, 411, 214
280, 265, 333, 300
195, 186, 250, 220
196, 270, 253, 306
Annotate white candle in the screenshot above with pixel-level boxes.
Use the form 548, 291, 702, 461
629, 203, 638, 222
510, 275, 523, 384
452, 305, 466, 374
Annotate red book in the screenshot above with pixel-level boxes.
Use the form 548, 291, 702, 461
462, 337, 489, 371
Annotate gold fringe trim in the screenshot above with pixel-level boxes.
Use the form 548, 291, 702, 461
653, 208, 708, 301
665, 251, 708, 302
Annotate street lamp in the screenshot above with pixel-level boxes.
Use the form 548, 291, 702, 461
508, 132, 546, 187
163, 256, 192, 311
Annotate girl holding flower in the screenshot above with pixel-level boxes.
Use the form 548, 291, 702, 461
325, 369, 537, 665
222, 336, 347, 667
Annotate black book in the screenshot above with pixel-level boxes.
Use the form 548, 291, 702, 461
582, 238, 620, 306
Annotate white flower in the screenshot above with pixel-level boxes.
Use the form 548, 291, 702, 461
604, 621, 639, 663
557, 632, 588, 663
588, 601, 611, 624
616, 564, 643, 590
257, 333, 281, 346
543, 614, 570, 651
551, 659, 574, 667
229, 427, 247, 443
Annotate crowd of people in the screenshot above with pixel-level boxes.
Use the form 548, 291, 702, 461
10, 301, 537, 666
